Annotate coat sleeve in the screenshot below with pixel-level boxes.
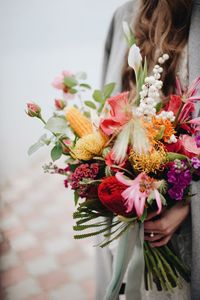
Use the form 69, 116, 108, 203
100, 12, 116, 89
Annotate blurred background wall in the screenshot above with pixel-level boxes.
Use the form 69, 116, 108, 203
0, 1, 129, 299
0, 0, 128, 186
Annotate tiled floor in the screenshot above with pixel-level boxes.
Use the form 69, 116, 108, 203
0, 161, 95, 300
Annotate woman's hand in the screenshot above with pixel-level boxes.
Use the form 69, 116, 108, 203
144, 202, 190, 247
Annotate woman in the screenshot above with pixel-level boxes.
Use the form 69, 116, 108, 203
96, 1, 200, 299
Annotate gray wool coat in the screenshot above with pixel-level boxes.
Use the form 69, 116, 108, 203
96, 1, 200, 299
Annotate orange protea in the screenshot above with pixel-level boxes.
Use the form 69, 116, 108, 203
129, 143, 167, 174
146, 117, 176, 143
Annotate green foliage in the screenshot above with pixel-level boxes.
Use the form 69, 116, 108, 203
80, 83, 91, 89
139, 208, 147, 223
156, 102, 163, 113
51, 143, 62, 161
74, 190, 79, 206
84, 101, 96, 109
45, 117, 68, 134
166, 152, 189, 162
93, 90, 103, 103
103, 82, 116, 99
63, 76, 78, 88
28, 134, 50, 155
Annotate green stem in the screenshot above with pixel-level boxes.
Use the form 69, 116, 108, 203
145, 242, 167, 290
144, 243, 153, 290
154, 247, 181, 289
38, 115, 70, 152
144, 242, 153, 290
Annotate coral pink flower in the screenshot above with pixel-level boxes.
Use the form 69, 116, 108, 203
100, 92, 132, 135
116, 172, 162, 217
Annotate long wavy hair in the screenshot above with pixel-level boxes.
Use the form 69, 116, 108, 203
122, 0, 192, 96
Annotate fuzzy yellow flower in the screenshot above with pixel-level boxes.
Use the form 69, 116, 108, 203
71, 131, 108, 161
129, 144, 167, 174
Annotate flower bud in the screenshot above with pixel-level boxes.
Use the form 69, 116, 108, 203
61, 138, 73, 153
54, 99, 66, 110
26, 103, 41, 117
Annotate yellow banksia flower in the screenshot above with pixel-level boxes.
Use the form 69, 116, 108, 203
66, 107, 93, 137
71, 131, 108, 161
129, 143, 167, 174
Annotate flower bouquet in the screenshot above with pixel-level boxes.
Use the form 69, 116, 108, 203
26, 23, 200, 294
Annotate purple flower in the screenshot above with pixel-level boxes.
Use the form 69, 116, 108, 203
167, 161, 192, 201
195, 135, 200, 148
168, 187, 184, 201
191, 157, 200, 169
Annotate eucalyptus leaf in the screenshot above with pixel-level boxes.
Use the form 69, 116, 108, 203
103, 82, 116, 99
75, 71, 87, 80
63, 76, 78, 88
69, 88, 78, 94
51, 143, 62, 162
93, 90, 103, 103
28, 134, 50, 155
84, 101, 96, 109
28, 141, 44, 156
80, 83, 91, 89
45, 117, 67, 134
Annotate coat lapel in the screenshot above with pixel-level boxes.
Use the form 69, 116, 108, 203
189, 2, 200, 116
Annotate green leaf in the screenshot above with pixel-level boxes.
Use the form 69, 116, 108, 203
45, 117, 67, 134
84, 101, 96, 109
92, 90, 103, 103
139, 208, 147, 223
28, 141, 44, 156
103, 82, 116, 99
69, 88, 78, 94
74, 190, 79, 206
166, 152, 189, 162
63, 76, 78, 88
122, 21, 136, 47
80, 83, 91, 89
155, 102, 163, 113
51, 143, 62, 161
28, 134, 50, 155
75, 71, 87, 80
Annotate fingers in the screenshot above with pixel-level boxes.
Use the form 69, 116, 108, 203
149, 235, 172, 247
144, 220, 165, 234
145, 211, 159, 221
144, 233, 164, 242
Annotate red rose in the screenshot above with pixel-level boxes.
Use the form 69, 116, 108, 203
98, 176, 129, 216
